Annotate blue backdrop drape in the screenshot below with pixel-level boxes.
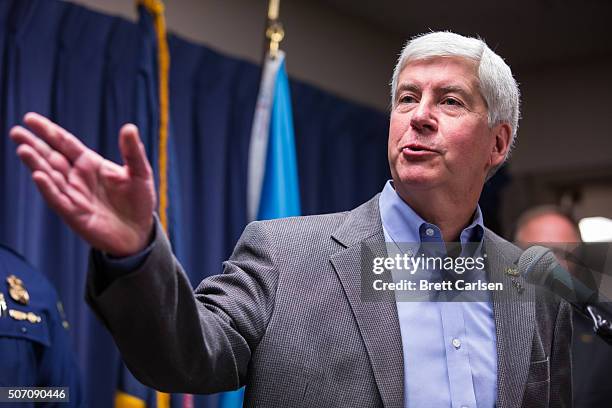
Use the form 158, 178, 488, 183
0, 1, 508, 407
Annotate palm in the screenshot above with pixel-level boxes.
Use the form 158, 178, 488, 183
10, 113, 156, 256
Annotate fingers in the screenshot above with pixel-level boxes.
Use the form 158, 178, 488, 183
22, 112, 86, 163
13, 113, 150, 187
31, 170, 76, 216
15, 144, 70, 191
119, 124, 152, 179
16, 143, 92, 212
10, 125, 71, 177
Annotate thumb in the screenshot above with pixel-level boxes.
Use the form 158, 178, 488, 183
119, 124, 152, 179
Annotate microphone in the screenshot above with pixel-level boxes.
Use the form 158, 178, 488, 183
519, 245, 612, 345
519, 245, 601, 307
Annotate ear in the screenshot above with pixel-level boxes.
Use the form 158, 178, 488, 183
488, 123, 512, 168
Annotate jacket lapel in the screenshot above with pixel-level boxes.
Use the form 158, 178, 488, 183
330, 195, 404, 408
328, 197, 537, 408
485, 231, 535, 408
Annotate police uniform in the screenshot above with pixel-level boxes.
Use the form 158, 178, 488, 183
0, 245, 82, 407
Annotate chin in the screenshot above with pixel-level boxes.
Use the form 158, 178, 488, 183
394, 169, 442, 190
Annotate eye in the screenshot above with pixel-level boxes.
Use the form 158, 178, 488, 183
398, 94, 417, 104
441, 97, 462, 106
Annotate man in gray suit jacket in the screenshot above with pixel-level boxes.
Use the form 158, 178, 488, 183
10, 32, 571, 407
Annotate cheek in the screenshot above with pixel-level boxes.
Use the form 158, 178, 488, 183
389, 112, 408, 142
438, 144, 485, 175
388, 115, 405, 159
445, 122, 492, 161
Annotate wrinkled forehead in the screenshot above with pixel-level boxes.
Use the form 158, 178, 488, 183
398, 56, 480, 91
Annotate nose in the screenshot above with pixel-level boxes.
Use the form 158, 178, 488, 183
410, 100, 437, 133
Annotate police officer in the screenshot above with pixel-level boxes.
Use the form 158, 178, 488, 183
0, 244, 83, 407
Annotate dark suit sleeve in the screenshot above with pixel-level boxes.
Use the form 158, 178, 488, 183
85, 218, 279, 394
550, 300, 573, 407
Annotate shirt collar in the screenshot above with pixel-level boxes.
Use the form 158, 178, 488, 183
378, 180, 484, 245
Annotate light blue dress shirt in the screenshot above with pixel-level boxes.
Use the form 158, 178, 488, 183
378, 181, 497, 408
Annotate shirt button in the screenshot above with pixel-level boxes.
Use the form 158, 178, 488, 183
452, 338, 461, 349
425, 228, 435, 236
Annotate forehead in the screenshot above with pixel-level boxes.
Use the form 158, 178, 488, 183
397, 56, 480, 92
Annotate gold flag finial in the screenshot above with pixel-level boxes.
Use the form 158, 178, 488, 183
266, 0, 284, 58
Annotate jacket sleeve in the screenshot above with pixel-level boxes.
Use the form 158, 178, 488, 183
85, 218, 279, 394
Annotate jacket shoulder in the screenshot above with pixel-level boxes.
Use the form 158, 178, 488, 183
484, 227, 523, 264
0, 244, 34, 266
245, 211, 350, 243
0, 245, 58, 300
246, 194, 382, 245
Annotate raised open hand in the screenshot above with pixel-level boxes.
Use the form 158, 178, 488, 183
10, 112, 157, 257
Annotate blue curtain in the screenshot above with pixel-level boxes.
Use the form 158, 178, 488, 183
0, 1, 508, 407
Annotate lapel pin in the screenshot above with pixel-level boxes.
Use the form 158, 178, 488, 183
505, 266, 520, 277
6, 274, 30, 305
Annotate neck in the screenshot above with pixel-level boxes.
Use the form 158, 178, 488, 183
393, 181, 482, 242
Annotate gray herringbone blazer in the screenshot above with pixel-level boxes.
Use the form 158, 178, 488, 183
86, 195, 572, 407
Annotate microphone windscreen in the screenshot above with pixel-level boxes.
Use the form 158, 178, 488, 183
519, 246, 556, 285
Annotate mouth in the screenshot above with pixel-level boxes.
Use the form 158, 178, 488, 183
401, 144, 439, 154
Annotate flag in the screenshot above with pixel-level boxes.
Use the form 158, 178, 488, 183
219, 51, 300, 408
247, 50, 301, 222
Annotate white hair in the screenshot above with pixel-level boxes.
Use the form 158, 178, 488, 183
390, 31, 521, 178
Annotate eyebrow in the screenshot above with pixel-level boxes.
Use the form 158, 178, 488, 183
395, 83, 475, 105
395, 83, 420, 97
438, 85, 473, 103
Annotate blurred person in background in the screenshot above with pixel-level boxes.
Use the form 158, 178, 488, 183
515, 205, 612, 408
